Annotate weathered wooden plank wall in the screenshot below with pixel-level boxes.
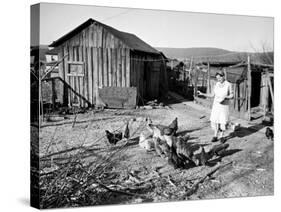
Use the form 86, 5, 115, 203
57, 23, 134, 107
56, 23, 166, 107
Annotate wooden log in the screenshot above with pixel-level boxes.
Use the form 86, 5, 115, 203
247, 56, 252, 121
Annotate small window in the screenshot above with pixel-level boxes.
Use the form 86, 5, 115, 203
67, 61, 84, 76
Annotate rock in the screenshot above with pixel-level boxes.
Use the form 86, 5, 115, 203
144, 105, 153, 110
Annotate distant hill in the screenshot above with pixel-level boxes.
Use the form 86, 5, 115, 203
156, 47, 273, 64
156, 47, 232, 59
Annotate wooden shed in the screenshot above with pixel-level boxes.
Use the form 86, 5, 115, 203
193, 59, 273, 120
49, 18, 168, 108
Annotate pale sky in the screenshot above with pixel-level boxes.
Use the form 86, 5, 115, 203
32, 3, 274, 52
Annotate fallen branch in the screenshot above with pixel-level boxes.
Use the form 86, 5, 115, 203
184, 161, 233, 197
167, 175, 177, 187
96, 181, 146, 198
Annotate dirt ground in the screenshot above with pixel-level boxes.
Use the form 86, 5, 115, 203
39, 96, 274, 206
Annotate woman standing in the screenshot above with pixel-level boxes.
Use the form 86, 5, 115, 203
197, 69, 234, 143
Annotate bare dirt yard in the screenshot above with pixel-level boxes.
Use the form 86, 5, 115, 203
38, 96, 273, 208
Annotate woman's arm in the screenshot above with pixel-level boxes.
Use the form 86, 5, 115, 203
197, 90, 215, 98
224, 84, 234, 100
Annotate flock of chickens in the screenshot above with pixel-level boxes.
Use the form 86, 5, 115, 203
105, 117, 230, 169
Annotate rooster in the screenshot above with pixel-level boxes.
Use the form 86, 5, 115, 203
265, 127, 274, 141
105, 130, 123, 145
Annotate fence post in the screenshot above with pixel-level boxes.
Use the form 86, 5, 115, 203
247, 55, 252, 121
207, 61, 210, 94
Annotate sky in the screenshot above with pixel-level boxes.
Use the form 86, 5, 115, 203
31, 3, 274, 52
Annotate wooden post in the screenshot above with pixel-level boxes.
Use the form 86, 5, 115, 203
267, 72, 274, 105
223, 68, 227, 81
207, 61, 210, 94
51, 78, 56, 110
263, 73, 268, 120
247, 55, 252, 121
194, 67, 198, 98
39, 66, 43, 127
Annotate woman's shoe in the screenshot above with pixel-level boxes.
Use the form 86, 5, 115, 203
211, 137, 218, 142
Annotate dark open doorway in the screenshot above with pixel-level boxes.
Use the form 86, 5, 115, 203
251, 71, 262, 108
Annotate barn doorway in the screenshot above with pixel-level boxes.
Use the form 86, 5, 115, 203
251, 71, 262, 108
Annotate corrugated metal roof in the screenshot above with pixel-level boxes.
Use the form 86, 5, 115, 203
49, 18, 160, 54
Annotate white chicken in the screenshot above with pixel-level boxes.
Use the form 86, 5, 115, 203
139, 131, 154, 151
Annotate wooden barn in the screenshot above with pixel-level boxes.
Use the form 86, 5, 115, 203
49, 18, 168, 108
192, 57, 274, 120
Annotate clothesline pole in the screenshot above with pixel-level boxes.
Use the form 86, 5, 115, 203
207, 61, 210, 94
247, 55, 252, 121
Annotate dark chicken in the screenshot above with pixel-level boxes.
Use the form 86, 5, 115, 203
154, 138, 170, 158
168, 117, 178, 136
105, 130, 123, 145
265, 127, 274, 141
123, 121, 130, 139
175, 136, 195, 165
208, 143, 230, 157
198, 146, 210, 166
148, 117, 178, 136
168, 138, 185, 169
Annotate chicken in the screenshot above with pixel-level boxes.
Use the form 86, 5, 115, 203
153, 138, 170, 158
159, 139, 171, 158
168, 117, 178, 136
154, 137, 164, 158
174, 136, 196, 166
168, 138, 185, 169
105, 130, 123, 145
208, 143, 230, 157
265, 127, 274, 141
139, 131, 154, 151
163, 135, 173, 147
123, 121, 130, 139
147, 117, 178, 137
197, 146, 210, 166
